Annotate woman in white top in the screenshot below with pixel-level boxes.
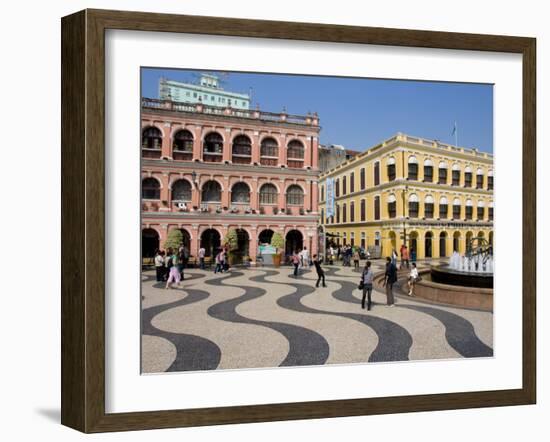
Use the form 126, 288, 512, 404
408, 263, 419, 296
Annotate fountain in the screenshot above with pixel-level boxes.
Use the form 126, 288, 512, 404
430, 237, 493, 288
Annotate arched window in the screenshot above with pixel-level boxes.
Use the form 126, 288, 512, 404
142, 177, 160, 200
374, 196, 380, 220
423, 159, 434, 182
387, 157, 396, 181
342, 203, 347, 223
476, 167, 484, 189
452, 163, 461, 185
424, 195, 434, 218
350, 201, 355, 222
231, 182, 250, 203
287, 140, 304, 168
387, 194, 397, 218
171, 179, 192, 201
408, 156, 418, 180
439, 196, 448, 219
464, 166, 473, 187
465, 198, 473, 219
286, 185, 304, 205
488, 169, 494, 190
373, 162, 380, 186
232, 135, 252, 164
203, 132, 223, 162
489, 201, 494, 221
453, 197, 461, 219
361, 199, 366, 221
141, 127, 162, 158
201, 180, 222, 202
408, 193, 419, 218
477, 200, 485, 220
173, 129, 193, 161
438, 161, 448, 184
260, 137, 278, 166
259, 183, 277, 205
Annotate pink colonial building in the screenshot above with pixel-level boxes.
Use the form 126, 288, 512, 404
141, 97, 321, 264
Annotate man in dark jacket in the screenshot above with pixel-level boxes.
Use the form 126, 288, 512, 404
383, 256, 397, 307
313, 255, 327, 288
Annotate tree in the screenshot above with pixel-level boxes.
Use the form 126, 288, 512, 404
224, 229, 239, 252
164, 229, 183, 251
223, 229, 239, 264
270, 232, 284, 252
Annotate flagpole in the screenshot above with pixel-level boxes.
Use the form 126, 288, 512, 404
454, 121, 458, 147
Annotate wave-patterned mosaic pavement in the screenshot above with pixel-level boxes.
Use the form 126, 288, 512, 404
141, 261, 493, 373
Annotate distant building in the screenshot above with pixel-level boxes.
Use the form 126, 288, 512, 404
318, 133, 494, 259
319, 144, 361, 173
159, 74, 250, 110
140, 96, 321, 263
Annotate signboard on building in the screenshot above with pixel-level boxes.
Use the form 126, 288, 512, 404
326, 177, 335, 218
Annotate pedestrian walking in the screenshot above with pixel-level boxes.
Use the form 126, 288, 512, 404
391, 248, 398, 267
407, 262, 419, 296
177, 247, 186, 280
361, 261, 374, 310
300, 246, 310, 267
198, 246, 206, 270
383, 256, 397, 307
165, 251, 182, 289
214, 250, 223, 273
313, 254, 326, 287
400, 244, 410, 269
353, 248, 360, 270
154, 249, 165, 282
291, 250, 300, 277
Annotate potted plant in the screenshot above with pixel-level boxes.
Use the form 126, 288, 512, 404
270, 232, 284, 267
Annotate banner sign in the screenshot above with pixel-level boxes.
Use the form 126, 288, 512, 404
326, 177, 335, 218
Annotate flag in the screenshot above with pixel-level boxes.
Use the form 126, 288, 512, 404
451, 121, 457, 136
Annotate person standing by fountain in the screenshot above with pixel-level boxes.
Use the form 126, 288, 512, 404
407, 263, 419, 296
361, 261, 374, 310
383, 257, 397, 307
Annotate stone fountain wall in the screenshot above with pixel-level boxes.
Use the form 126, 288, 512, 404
404, 270, 493, 311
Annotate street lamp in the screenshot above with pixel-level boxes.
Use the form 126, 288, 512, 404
401, 184, 409, 248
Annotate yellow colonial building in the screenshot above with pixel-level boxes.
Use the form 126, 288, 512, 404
318, 133, 494, 260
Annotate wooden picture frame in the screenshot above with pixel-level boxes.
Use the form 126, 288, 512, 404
61, 8, 536, 433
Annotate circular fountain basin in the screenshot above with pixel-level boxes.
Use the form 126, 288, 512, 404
430, 264, 493, 289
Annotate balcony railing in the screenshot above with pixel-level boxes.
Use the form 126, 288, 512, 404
141, 148, 161, 159
142, 97, 319, 127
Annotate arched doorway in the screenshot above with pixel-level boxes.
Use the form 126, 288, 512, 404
439, 232, 447, 257
409, 231, 418, 257
466, 231, 474, 254
233, 229, 250, 264
142, 228, 159, 258
425, 232, 433, 258
453, 232, 461, 253
258, 229, 274, 245
285, 230, 303, 256
178, 228, 191, 250
200, 229, 221, 257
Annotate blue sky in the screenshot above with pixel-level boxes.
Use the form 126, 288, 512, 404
141, 68, 493, 153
